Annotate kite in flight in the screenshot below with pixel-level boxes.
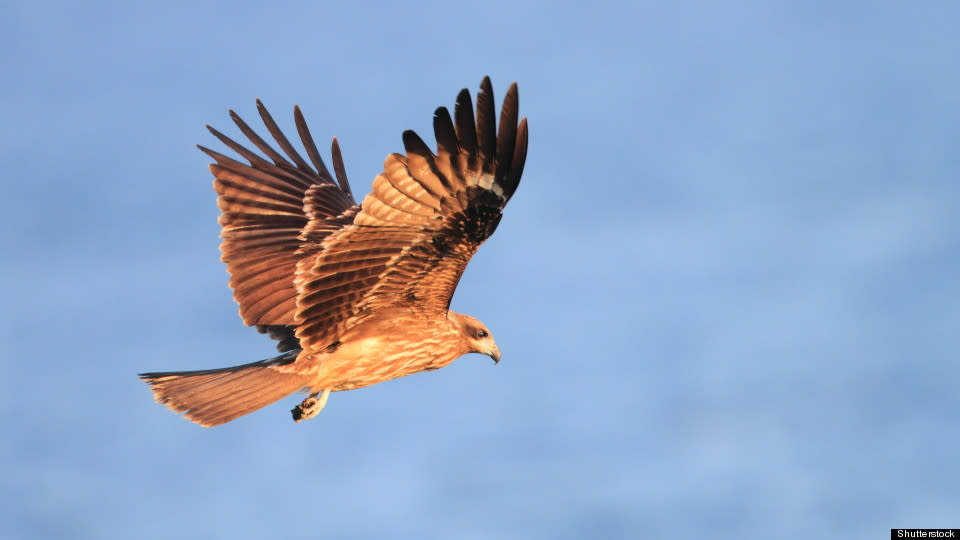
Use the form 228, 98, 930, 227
139, 77, 528, 427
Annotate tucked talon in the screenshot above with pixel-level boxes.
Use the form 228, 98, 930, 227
291, 389, 331, 422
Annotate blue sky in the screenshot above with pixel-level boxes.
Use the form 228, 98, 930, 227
3, 1, 959, 538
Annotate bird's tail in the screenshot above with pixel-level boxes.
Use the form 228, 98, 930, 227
139, 352, 310, 427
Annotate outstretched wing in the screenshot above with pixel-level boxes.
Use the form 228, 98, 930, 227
199, 102, 358, 332
294, 77, 528, 352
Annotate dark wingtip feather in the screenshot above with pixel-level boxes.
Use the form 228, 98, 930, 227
495, 82, 519, 186
454, 88, 478, 167
330, 137, 353, 201
479, 76, 493, 94
197, 143, 214, 157
293, 105, 333, 182
256, 100, 314, 173
402, 129, 434, 158
197, 144, 248, 172
205, 123, 271, 167
433, 107, 457, 155
229, 104, 292, 168
503, 116, 528, 199
476, 77, 497, 175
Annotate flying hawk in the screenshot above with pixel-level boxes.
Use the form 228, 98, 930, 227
140, 77, 528, 427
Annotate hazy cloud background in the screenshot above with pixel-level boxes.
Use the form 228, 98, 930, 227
3, 1, 958, 538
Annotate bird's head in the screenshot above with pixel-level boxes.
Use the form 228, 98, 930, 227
451, 312, 501, 363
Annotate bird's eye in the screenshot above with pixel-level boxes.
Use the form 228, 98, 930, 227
477, 329, 488, 338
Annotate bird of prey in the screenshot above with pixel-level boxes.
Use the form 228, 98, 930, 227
139, 77, 528, 427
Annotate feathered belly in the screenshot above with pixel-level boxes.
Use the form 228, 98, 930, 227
308, 334, 460, 391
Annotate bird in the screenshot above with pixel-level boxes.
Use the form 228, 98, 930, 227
139, 77, 528, 427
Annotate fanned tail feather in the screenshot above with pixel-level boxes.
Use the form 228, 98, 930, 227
139, 353, 309, 427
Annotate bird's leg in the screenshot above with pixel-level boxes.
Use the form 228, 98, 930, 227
291, 389, 331, 422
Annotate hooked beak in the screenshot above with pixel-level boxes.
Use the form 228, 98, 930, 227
487, 345, 502, 364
